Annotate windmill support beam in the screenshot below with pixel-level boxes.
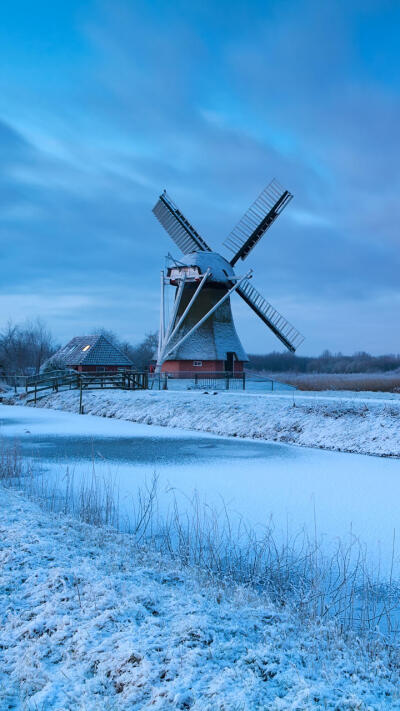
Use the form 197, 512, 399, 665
156, 269, 210, 371
157, 270, 166, 365
161, 271, 252, 365
165, 269, 211, 348
164, 275, 186, 346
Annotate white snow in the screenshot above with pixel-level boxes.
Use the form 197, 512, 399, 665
10, 388, 400, 457
2, 486, 400, 710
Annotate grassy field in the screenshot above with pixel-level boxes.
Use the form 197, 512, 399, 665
264, 371, 400, 392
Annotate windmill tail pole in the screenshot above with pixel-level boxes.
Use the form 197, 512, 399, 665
163, 275, 187, 349
161, 270, 252, 365
155, 275, 186, 374
157, 268, 211, 370
156, 271, 165, 370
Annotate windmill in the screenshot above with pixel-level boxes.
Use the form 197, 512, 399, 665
152, 179, 304, 375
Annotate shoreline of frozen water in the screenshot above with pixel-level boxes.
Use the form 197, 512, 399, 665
3, 387, 399, 457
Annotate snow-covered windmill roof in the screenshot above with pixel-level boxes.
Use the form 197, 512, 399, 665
175, 251, 236, 284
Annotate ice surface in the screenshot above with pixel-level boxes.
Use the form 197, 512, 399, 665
9, 387, 399, 458
2, 404, 400, 571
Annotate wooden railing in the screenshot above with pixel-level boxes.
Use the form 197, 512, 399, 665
1, 369, 149, 404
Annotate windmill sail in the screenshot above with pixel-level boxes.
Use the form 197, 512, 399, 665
223, 179, 293, 266
237, 278, 304, 352
153, 191, 211, 254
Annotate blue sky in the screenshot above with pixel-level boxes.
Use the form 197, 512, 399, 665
0, 0, 399, 354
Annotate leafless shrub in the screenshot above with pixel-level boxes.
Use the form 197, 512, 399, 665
0, 318, 59, 375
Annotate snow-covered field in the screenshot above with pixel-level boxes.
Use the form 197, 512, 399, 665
10, 388, 400, 457
2, 486, 400, 710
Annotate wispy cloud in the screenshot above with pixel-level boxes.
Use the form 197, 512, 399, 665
0, 0, 399, 352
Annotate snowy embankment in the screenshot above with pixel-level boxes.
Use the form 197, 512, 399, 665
2, 487, 399, 710
15, 388, 400, 457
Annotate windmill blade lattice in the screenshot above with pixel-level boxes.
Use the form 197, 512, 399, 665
224, 179, 293, 266
153, 191, 211, 254
237, 278, 304, 353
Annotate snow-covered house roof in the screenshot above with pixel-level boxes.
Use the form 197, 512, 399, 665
43, 335, 133, 369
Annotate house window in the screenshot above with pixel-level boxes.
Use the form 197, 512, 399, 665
82, 345, 91, 352
193, 361, 202, 367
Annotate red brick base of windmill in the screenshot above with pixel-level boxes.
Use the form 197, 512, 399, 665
161, 360, 244, 378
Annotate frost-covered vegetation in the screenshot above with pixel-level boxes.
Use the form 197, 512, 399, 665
2, 446, 400, 709
15, 388, 400, 457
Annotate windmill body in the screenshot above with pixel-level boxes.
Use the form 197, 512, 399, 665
152, 181, 304, 375
162, 251, 247, 374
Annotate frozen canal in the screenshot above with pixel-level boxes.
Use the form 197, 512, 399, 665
1, 404, 400, 570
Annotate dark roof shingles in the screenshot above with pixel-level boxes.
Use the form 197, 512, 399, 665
52, 335, 133, 366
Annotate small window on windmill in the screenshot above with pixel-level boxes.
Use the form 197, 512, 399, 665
193, 360, 202, 367
82, 345, 91, 352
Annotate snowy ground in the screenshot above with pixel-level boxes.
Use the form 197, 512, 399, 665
2, 486, 400, 710
8, 388, 400, 457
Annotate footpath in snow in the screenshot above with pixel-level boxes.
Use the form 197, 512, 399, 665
10, 388, 400, 457
2, 486, 400, 710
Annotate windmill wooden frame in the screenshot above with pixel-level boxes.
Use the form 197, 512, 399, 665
152, 181, 304, 374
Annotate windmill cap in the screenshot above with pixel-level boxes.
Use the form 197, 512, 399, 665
178, 251, 236, 283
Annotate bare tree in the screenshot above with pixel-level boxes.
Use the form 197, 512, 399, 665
125, 332, 158, 370
0, 319, 59, 375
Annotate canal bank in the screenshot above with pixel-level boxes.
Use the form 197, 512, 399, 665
4, 387, 400, 457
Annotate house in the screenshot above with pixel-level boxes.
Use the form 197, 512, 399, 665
43, 335, 134, 373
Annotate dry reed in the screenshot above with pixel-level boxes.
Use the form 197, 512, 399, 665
1, 440, 400, 647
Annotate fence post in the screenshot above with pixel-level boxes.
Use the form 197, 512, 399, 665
34, 382, 37, 403
271, 379, 274, 392
242, 372, 245, 390
225, 374, 229, 390
14, 376, 17, 394
79, 377, 83, 414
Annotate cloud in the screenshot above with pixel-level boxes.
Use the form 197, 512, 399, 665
0, 0, 399, 353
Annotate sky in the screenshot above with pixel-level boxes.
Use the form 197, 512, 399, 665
0, 0, 399, 356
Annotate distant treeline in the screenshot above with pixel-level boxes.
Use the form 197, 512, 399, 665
247, 350, 400, 374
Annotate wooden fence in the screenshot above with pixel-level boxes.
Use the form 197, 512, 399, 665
4, 369, 149, 405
